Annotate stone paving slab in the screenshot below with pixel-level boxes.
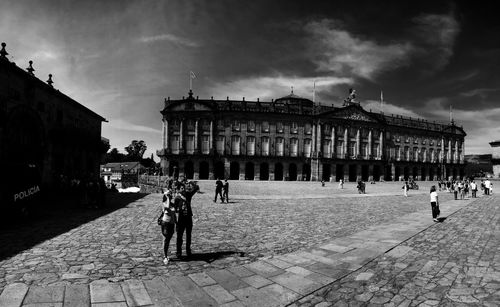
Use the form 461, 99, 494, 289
0, 189, 481, 306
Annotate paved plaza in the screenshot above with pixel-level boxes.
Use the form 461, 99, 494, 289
0, 181, 498, 306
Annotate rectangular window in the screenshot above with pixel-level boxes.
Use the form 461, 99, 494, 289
247, 136, 255, 156
374, 143, 380, 157
276, 138, 284, 156
261, 137, 269, 156
187, 119, 195, 131
291, 122, 298, 134
217, 120, 224, 130
170, 136, 180, 154
404, 146, 410, 161
201, 136, 210, 154
231, 136, 240, 155
216, 136, 225, 154
247, 120, 255, 132
323, 140, 331, 157
396, 145, 401, 160
202, 119, 210, 131
232, 120, 240, 131
361, 142, 368, 158
276, 122, 284, 133
304, 139, 312, 157
336, 141, 343, 158
349, 142, 356, 157
305, 123, 312, 135
290, 138, 298, 157
413, 147, 419, 162
261, 121, 269, 132
186, 135, 195, 154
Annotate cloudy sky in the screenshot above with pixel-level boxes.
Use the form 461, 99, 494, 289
1, 0, 499, 158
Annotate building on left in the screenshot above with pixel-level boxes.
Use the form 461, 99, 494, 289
0, 42, 107, 210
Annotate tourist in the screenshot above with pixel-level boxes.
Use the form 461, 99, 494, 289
403, 181, 409, 197
430, 185, 440, 222
176, 181, 199, 258
453, 181, 459, 200
160, 190, 176, 265
223, 179, 229, 202
214, 178, 224, 203
339, 178, 344, 189
458, 181, 464, 200
484, 179, 491, 195
471, 180, 477, 198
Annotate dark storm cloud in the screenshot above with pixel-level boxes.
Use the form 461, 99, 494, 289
1, 0, 499, 155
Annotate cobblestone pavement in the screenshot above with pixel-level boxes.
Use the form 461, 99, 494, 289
0, 181, 486, 306
0, 182, 455, 291
294, 195, 500, 307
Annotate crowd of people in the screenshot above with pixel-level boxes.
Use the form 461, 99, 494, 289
436, 178, 492, 199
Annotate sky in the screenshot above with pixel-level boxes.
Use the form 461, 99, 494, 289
1, 0, 499, 159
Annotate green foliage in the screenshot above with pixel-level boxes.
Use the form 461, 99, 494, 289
125, 140, 147, 161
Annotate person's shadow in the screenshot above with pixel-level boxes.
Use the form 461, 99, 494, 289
436, 217, 447, 222
174, 251, 245, 263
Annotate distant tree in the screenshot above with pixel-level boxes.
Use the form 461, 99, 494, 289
124, 140, 147, 161
105, 147, 126, 163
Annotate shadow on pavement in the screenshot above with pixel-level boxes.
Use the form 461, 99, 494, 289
175, 251, 245, 263
0, 192, 147, 261
437, 217, 447, 222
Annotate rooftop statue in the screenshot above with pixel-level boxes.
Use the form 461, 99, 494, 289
343, 88, 358, 106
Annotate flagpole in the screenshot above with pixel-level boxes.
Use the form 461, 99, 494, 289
313, 80, 316, 104
380, 90, 384, 113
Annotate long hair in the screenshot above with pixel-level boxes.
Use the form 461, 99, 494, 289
430, 185, 436, 193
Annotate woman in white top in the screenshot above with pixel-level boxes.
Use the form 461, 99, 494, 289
430, 185, 439, 222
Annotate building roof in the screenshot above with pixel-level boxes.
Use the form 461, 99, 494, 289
101, 162, 142, 172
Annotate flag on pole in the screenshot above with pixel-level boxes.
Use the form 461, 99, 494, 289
189, 71, 196, 90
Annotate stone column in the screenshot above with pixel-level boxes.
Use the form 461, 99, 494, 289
331, 126, 336, 158
343, 127, 348, 158
162, 119, 167, 149
209, 120, 214, 154
461, 141, 465, 164
356, 128, 361, 158
441, 137, 445, 163
317, 123, 322, 155
312, 123, 316, 157
368, 129, 372, 159
179, 120, 184, 151
455, 140, 459, 163
194, 119, 199, 153
448, 139, 452, 163
165, 120, 169, 151
379, 130, 384, 158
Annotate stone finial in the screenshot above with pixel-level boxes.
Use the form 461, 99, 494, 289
188, 89, 194, 98
26, 60, 35, 75
0, 42, 8, 59
47, 74, 54, 87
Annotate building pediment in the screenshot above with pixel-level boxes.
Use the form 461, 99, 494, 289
324, 106, 379, 123
169, 101, 213, 111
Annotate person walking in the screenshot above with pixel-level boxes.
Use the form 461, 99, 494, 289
339, 178, 344, 189
403, 181, 409, 197
214, 178, 224, 203
430, 185, 440, 222
222, 179, 229, 203
159, 190, 176, 265
175, 181, 199, 258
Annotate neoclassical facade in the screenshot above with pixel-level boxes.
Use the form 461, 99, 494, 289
157, 90, 466, 182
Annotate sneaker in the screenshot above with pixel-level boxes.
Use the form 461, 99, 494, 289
433, 218, 438, 222
163, 257, 170, 265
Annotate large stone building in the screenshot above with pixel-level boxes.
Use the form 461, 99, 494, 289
0, 42, 106, 206
157, 89, 466, 182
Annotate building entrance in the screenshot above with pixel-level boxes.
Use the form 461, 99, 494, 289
260, 163, 269, 180
245, 162, 254, 180
322, 164, 331, 181
230, 162, 240, 180
214, 161, 225, 179
336, 164, 344, 181
373, 165, 381, 181
302, 163, 311, 181
361, 165, 369, 181
349, 165, 357, 182
274, 163, 283, 181
184, 161, 194, 179
199, 161, 209, 179
288, 163, 297, 181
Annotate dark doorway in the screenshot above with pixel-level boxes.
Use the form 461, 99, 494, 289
412, 167, 418, 180
437, 167, 442, 180
230, 162, 240, 180
446, 167, 451, 179
288, 163, 297, 181
361, 165, 369, 181
169, 161, 179, 177
199, 161, 209, 179
395, 166, 401, 181
302, 163, 311, 181
403, 167, 409, 181
184, 161, 194, 179
336, 164, 344, 181
260, 163, 269, 180
275, 163, 283, 181
421, 167, 426, 181
452, 168, 457, 179
459, 168, 464, 179
429, 167, 434, 181
384, 165, 392, 181
349, 165, 357, 182
322, 164, 331, 181
214, 161, 225, 180
245, 162, 254, 180
373, 165, 381, 181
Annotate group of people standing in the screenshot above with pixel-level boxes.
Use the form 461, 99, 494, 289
437, 179, 492, 200
214, 178, 229, 203
158, 179, 199, 265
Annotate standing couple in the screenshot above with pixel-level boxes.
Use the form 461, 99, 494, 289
159, 181, 199, 264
